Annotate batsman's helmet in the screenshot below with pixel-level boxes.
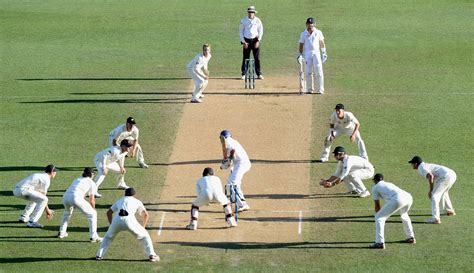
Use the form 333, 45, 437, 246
333, 146, 346, 155
220, 130, 232, 139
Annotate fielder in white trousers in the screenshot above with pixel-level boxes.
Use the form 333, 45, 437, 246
96, 188, 158, 262
58, 168, 101, 241
372, 174, 415, 248
187, 44, 211, 103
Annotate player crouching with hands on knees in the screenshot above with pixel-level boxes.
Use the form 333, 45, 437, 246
96, 187, 159, 262
186, 167, 237, 230
319, 146, 373, 198
13, 164, 57, 228
370, 173, 415, 249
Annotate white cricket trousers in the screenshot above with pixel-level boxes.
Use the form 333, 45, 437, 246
227, 161, 251, 208
375, 193, 414, 244
59, 193, 98, 239
187, 69, 208, 100
304, 53, 324, 92
108, 137, 145, 164
193, 187, 229, 207
432, 171, 457, 220
13, 187, 48, 223
344, 167, 373, 194
94, 159, 125, 188
320, 128, 368, 161
96, 216, 157, 259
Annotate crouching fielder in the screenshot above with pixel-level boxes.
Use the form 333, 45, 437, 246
58, 167, 102, 242
370, 173, 415, 249
96, 188, 159, 262
220, 130, 251, 211
186, 167, 237, 230
187, 43, 211, 103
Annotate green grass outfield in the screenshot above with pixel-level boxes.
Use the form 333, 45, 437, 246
1, 0, 473, 272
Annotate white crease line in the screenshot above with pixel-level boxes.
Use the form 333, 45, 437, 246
298, 210, 303, 235
157, 212, 166, 236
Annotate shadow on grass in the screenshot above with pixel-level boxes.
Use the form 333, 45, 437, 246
151, 158, 333, 166
175, 193, 350, 200
0, 166, 90, 172
0, 256, 144, 263
161, 241, 371, 249
17, 77, 191, 81
21, 98, 188, 104
238, 215, 431, 225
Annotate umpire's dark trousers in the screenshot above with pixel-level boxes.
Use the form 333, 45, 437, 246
241, 37, 262, 76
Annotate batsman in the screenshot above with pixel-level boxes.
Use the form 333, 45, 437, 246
298, 17, 327, 94
219, 130, 251, 212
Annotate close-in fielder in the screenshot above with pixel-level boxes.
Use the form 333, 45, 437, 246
93, 139, 132, 198
109, 116, 149, 169
13, 164, 56, 228
320, 103, 368, 162
298, 17, 327, 94
320, 146, 373, 198
58, 167, 102, 242
220, 130, 251, 211
96, 188, 159, 262
186, 167, 237, 230
370, 173, 415, 249
187, 43, 211, 103
409, 156, 457, 224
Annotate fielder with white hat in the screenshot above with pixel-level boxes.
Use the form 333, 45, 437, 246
298, 17, 327, 94
370, 173, 416, 249
320, 146, 373, 197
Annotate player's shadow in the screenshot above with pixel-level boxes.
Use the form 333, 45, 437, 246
239, 215, 429, 224
152, 158, 332, 166
0, 256, 144, 263
0, 166, 90, 172
161, 241, 371, 249
21, 98, 188, 104
17, 77, 191, 81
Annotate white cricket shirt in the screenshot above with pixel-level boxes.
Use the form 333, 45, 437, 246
372, 180, 410, 202
333, 155, 374, 179
187, 53, 211, 76
418, 162, 454, 179
95, 146, 128, 166
111, 196, 146, 217
109, 124, 139, 143
299, 28, 324, 55
196, 175, 224, 196
64, 177, 97, 197
330, 111, 359, 129
15, 173, 51, 193
225, 137, 250, 164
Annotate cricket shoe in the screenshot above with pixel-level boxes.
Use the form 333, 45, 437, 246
190, 99, 202, 103
138, 162, 149, 169
186, 222, 197, 230
425, 218, 441, 224
18, 218, 28, 223
94, 193, 102, 198
319, 157, 328, 163
316, 90, 324, 95
199, 94, 205, 98
359, 190, 371, 198
117, 183, 129, 190
345, 190, 360, 195
238, 204, 250, 212
241, 75, 245, 80
57, 232, 69, 239
446, 211, 456, 216
307, 90, 314, 94
369, 242, 385, 249
257, 75, 264, 80
90, 236, 103, 243
149, 255, 160, 262
95, 256, 102, 261
227, 217, 237, 227
405, 237, 416, 244
27, 221, 44, 228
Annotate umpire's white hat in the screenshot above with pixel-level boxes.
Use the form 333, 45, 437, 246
247, 6, 257, 13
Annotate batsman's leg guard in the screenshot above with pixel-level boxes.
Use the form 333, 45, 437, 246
190, 205, 199, 221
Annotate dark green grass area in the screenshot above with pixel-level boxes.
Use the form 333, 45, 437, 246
1, 0, 473, 272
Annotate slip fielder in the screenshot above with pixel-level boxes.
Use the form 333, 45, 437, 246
13, 164, 56, 228
409, 156, 457, 224
370, 173, 416, 249
109, 116, 149, 169
58, 167, 102, 242
320, 103, 368, 162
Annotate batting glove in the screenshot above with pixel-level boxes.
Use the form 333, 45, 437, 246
297, 54, 304, 64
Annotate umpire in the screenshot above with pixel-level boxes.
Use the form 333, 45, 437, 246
239, 6, 264, 79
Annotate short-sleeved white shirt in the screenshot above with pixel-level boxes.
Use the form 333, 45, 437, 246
299, 28, 324, 55
333, 155, 374, 179
418, 162, 454, 179
225, 137, 250, 164
372, 180, 409, 202
65, 177, 97, 197
15, 173, 51, 193
196, 175, 224, 195
95, 146, 128, 165
240, 16, 263, 42
111, 196, 146, 217
330, 111, 359, 130
187, 53, 211, 74
109, 124, 139, 143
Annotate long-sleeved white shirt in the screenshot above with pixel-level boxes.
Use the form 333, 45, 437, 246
333, 155, 373, 179
240, 16, 263, 43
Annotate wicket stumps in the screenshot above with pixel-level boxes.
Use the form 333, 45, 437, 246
244, 59, 256, 89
